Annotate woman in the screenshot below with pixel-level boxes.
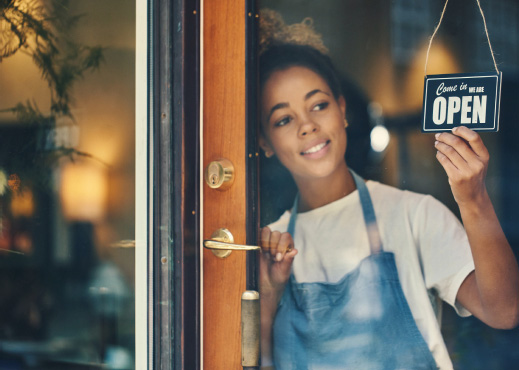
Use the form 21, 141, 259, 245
258, 14, 519, 370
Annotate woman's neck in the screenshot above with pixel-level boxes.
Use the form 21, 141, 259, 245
294, 162, 356, 212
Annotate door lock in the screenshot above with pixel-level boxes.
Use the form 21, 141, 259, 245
204, 158, 234, 190
203, 228, 260, 259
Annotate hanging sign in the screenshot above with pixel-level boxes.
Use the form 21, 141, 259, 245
422, 72, 502, 132
421, 0, 502, 133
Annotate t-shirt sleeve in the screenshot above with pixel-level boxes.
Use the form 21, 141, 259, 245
411, 195, 475, 317
266, 211, 290, 233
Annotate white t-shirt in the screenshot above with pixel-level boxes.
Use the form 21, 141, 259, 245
268, 180, 475, 370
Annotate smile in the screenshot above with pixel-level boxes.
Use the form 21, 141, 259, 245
301, 140, 330, 155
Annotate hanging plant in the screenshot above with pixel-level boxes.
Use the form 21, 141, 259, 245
0, 0, 105, 188
0, 0, 48, 61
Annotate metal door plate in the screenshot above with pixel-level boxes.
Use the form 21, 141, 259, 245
209, 228, 234, 258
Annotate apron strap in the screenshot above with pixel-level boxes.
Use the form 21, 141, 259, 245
287, 193, 299, 237
350, 171, 383, 254
287, 170, 383, 254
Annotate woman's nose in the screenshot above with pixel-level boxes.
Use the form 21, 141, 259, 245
299, 118, 319, 137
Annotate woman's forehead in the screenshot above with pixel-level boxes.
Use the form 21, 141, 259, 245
262, 66, 331, 103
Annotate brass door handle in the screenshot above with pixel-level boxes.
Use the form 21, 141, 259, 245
203, 240, 261, 251
203, 228, 260, 258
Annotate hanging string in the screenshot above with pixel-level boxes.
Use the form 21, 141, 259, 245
475, 0, 499, 73
424, 0, 450, 76
424, 0, 499, 76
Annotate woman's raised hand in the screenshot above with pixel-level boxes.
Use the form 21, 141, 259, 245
434, 126, 490, 206
259, 227, 298, 300
436, 126, 519, 329
259, 227, 298, 364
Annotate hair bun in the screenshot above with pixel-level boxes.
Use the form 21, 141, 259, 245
259, 9, 328, 55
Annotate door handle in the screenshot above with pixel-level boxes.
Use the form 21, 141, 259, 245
203, 228, 260, 258
203, 229, 261, 367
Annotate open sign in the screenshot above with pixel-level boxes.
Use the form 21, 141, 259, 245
422, 72, 502, 132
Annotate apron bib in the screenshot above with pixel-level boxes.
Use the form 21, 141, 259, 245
272, 171, 438, 370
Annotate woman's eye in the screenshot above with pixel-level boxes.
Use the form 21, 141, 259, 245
312, 102, 329, 111
274, 116, 292, 127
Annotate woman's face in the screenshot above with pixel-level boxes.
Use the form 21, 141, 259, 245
260, 66, 347, 182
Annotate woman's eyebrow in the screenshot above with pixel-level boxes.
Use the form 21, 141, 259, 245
267, 102, 289, 122
266, 90, 330, 122
305, 89, 330, 100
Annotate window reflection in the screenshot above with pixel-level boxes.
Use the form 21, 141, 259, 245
0, 1, 135, 368
259, 1, 519, 369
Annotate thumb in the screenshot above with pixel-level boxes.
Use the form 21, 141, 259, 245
277, 249, 298, 276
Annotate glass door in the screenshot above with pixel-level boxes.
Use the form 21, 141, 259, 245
0, 0, 148, 368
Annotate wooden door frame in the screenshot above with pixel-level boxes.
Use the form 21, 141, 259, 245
201, 0, 260, 368
149, 0, 259, 368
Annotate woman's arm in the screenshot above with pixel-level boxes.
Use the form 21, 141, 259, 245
259, 227, 297, 364
435, 126, 519, 329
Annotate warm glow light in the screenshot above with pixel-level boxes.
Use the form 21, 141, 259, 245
370, 125, 390, 153
0, 170, 7, 196
60, 162, 108, 222
10, 188, 35, 217
8, 174, 21, 191
403, 41, 462, 112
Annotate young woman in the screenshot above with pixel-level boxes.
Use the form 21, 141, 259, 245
258, 41, 519, 370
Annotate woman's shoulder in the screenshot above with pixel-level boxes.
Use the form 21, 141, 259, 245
367, 179, 424, 197
367, 180, 438, 210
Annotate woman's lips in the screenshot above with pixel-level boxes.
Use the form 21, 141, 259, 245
301, 140, 331, 158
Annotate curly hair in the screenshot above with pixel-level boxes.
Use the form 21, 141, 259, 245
259, 9, 340, 100
259, 9, 328, 56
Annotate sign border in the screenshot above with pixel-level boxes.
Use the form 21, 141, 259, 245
422, 71, 502, 133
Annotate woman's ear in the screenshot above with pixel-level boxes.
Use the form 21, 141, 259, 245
338, 96, 348, 128
338, 95, 346, 117
259, 135, 275, 158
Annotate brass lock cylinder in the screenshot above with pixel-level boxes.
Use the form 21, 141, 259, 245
204, 158, 234, 191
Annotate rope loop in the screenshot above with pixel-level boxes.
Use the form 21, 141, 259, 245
424, 0, 499, 76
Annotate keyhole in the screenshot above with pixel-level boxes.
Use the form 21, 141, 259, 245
205, 159, 233, 190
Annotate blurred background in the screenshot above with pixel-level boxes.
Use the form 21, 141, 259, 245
2, 0, 519, 369
0, 0, 135, 369
259, 0, 519, 369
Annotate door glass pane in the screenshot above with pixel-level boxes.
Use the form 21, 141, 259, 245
0, 1, 136, 368
258, 1, 519, 369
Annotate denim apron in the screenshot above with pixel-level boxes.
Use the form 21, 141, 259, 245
272, 172, 438, 370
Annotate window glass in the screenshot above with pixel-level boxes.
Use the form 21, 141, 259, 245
259, 1, 519, 368
0, 1, 136, 368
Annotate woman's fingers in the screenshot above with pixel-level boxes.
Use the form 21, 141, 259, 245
260, 227, 272, 255
259, 228, 297, 291
435, 127, 488, 162
434, 138, 464, 171
276, 248, 298, 276
434, 127, 490, 205
435, 127, 488, 175
434, 131, 473, 168
259, 226, 280, 255
274, 232, 294, 262
451, 126, 489, 160
259, 227, 294, 262
435, 150, 458, 183
269, 231, 281, 257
